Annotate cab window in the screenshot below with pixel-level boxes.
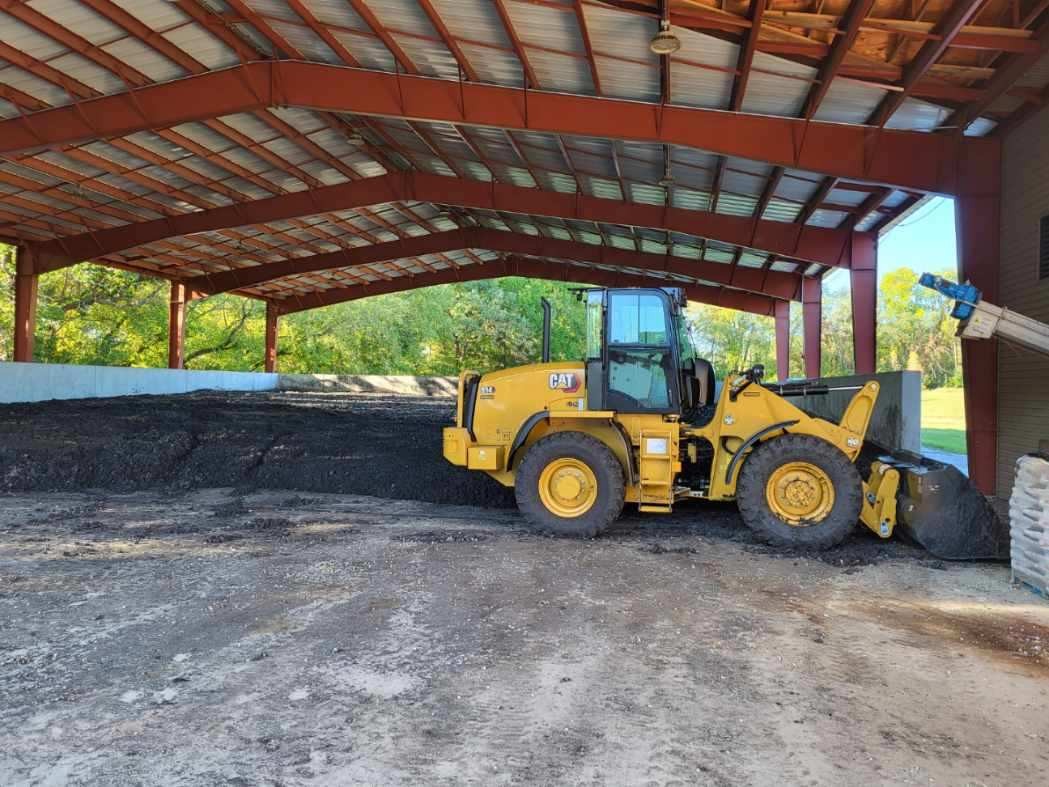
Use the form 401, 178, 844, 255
608, 292, 669, 345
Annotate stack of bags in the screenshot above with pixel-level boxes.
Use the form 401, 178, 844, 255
1010, 454, 1049, 596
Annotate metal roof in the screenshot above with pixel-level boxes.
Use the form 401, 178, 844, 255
1, 0, 1046, 311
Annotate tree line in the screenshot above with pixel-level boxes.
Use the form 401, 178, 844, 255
0, 246, 962, 387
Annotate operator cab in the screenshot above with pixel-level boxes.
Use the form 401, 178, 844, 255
583, 287, 715, 423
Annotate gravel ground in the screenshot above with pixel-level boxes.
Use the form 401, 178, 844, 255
1, 391, 1045, 784
1, 489, 1047, 785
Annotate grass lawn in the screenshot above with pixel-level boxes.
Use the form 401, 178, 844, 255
921, 387, 967, 455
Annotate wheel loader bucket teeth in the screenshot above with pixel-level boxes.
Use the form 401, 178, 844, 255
881, 453, 1009, 560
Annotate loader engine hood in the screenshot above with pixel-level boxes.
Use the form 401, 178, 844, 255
459, 362, 587, 446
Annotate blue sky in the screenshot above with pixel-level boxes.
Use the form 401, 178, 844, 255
824, 196, 957, 290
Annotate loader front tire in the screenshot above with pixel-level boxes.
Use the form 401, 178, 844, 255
737, 435, 862, 549
516, 432, 625, 538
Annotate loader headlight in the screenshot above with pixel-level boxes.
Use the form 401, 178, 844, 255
644, 437, 669, 455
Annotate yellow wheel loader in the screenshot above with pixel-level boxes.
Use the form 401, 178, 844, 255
443, 287, 1005, 554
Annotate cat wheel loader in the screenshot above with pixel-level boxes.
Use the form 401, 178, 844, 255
443, 286, 1006, 555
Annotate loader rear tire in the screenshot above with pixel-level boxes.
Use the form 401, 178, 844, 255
737, 435, 862, 549
516, 432, 625, 538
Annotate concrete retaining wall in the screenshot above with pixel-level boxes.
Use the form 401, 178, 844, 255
278, 374, 456, 397
792, 371, 922, 454
0, 362, 457, 404
0, 361, 278, 404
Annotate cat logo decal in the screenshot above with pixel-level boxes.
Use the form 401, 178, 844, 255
548, 372, 581, 393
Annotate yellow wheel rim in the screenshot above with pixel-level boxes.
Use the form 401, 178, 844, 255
538, 458, 598, 518
765, 461, 835, 526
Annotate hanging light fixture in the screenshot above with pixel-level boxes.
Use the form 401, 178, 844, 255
649, 20, 680, 55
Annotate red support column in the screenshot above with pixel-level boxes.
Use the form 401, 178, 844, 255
265, 302, 279, 373
802, 278, 822, 379
775, 300, 791, 381
956, 192, 1000, 495
13, 246, 38, 363
850, 231, 877, 375
168, 282, 187, 370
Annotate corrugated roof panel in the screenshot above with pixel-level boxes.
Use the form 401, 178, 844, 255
458, 42, 525, 85
762, 199, 802, 223
0, 66, 71, 106
716, 192, 758, 218
885, 98, 949, 132
269, 20, 340, 63
618, 152, 661, 184
505, 0, 583, 55
0, 11, 67, 60
806, 209, 848, 229
0, 98, 19, 119
771, 260, 799, 273
28, 0, 124, 47
429, 0, 510, 48
308, 0, 367, 29
826, 188, 866, 207
776, 172, 822, 204
721, 167, 768, 200
393, 35, 461, 80
332, 30, 397, 70
46, 51, 125, 95
740, 69, 808, 117
669, 60, 733, 110
162, 24, 239, 70
584, 2, 659, 101
671, 187, 713, 212
101, 36, 186, 82
630, 182, 667, 206
813, 78, 884, 125
738, 252, 767, 269
526, 47, 594, 94
593, 55, 660, 102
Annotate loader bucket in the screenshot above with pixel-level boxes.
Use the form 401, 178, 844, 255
883, 453, 1009, 560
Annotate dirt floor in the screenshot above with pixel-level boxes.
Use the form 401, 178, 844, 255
1, 392, 1047, 784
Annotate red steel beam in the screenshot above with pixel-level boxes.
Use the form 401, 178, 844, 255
802, 277, 822, 379
168, 281, 187, 370
264, 302, 279, 374
775, 299, 791, 381
184, 227, 805, 300
13, 246, 39, 363
273, 256, 780, 316
0, 62, 998, 195
31, 172, 864, 273
849, 232, 877, 374
956, 191, 1001, 495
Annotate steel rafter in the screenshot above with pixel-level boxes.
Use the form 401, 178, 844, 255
31, 173, 867, 273
0, 62, 998, 195
801, 0, 878, 119
867, 0, 991, 127
273, 256, 780, 317
730, 0, 768, 111
184, 227, 805, 301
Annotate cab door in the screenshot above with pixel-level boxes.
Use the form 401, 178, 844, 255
603, 290, 680, 414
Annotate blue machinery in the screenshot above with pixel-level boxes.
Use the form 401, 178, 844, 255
920, 273, 1049, 357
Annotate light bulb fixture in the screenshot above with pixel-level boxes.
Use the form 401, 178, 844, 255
649, 20, 680, 56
